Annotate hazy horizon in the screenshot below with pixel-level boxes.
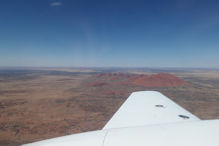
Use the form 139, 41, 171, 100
1, 66, 219, 71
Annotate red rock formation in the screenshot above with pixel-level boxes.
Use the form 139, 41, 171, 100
124, 73, 190, 87
94, 72, 132, 80
89, 73, 191, 87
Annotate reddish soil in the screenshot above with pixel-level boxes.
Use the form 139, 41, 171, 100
90, 72, 190, 87
87, 82, 110, 87
1, 69, 219, 146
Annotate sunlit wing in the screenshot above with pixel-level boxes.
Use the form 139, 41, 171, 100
103, 91, 200, 129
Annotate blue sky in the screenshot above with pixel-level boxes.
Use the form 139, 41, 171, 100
0, 0, 219, 68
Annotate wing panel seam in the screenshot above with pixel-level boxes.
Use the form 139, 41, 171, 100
101, 130, 109, 146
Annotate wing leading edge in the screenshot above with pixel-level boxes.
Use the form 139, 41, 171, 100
103, 91, 200, 129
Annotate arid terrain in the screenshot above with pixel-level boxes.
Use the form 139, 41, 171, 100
0, 67, 219, 145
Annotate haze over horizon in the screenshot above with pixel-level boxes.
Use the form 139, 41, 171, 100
0, 0, 219, 68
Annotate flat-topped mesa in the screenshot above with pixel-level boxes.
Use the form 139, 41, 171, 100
90, 72, 191, 87
127, 73, 191, 87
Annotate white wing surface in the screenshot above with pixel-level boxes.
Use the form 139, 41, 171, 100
23, 130, 107, 146
103, 91, 200, 129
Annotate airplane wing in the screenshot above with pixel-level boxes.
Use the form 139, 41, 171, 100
23, 91, 205, 146
103, 91, 200, 129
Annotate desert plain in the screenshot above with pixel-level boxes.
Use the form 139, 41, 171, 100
0, 67, 219, 145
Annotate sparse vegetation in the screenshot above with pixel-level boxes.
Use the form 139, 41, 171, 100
0, 68, 219, 145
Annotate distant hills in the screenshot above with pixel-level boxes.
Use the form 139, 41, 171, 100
88, 72, 190, 87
